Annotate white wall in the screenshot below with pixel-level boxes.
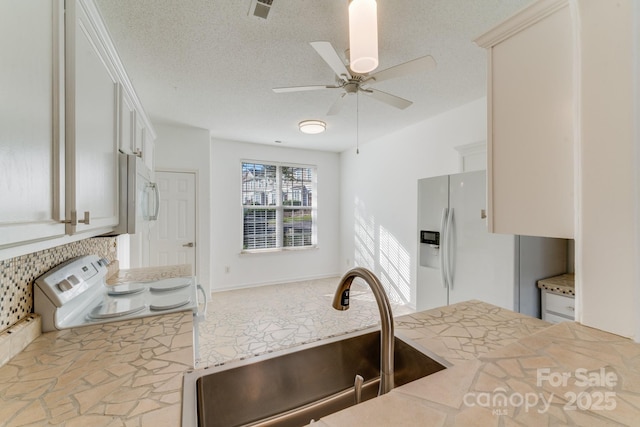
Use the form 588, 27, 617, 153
153, 122, 212, 295
577, 0, 637, 339
635, 0, 640, 342
339, 98, 486, 308
211, 138, 341, 290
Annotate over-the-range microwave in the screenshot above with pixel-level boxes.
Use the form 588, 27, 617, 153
111, 152, 159, 235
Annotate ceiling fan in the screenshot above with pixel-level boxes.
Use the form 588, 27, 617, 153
272, 41, 436, 116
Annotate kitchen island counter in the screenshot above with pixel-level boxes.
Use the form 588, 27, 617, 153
316, 302, 640, 426
0, 299, 548, 426
2, 299, 639, 426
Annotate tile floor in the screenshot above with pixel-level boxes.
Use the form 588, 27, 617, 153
197, 276, 415, 368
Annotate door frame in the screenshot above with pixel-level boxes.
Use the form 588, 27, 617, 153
154, 168, 199, 279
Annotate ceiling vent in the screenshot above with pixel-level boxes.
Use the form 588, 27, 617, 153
250, 0, 273, 20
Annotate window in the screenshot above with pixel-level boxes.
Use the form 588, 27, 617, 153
242, 161, 316, 251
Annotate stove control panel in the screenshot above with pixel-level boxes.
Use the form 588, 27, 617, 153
35, 255, 107, 307
57, 276, 76, 292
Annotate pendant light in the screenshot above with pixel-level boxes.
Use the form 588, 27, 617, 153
348, 0, 378, 74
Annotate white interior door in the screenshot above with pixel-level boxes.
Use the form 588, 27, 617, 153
149, 171, 196, 270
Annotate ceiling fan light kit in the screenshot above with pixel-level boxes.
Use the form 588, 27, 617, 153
299, 120, 326, 134
348, 0, 379, 74
272, 6, 437, 120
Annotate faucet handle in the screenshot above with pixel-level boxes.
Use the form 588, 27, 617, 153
339, 289, 350, 308
332, 280, 352, 310
354, 374, 364, 404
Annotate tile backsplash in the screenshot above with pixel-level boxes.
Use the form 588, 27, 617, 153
0, 237, 118, 333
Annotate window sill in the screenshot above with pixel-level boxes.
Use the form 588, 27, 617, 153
240, 245, 319, 255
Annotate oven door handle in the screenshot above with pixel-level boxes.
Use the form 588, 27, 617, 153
196, 284, 208, 319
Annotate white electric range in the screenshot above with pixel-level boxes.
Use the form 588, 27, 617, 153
34, 255, 206, 340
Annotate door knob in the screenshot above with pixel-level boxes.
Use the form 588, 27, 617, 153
182, 242, 194, 248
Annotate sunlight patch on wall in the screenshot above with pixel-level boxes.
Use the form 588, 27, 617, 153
353, 198, 375, 270
352, 197, 413, 306
378, 225, 411, 304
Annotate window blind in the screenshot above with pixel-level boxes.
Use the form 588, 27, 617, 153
242, 162, 316, 251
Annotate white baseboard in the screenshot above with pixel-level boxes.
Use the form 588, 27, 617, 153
211, 272, 342, 294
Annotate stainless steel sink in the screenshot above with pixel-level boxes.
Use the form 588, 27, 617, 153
182, 328, 448, 427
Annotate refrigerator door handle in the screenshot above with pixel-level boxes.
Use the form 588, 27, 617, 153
148, 182, 160, 221
447, 208, 455, 290
440, 208, 449, 288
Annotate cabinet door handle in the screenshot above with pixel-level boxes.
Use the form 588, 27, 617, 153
182, 242, 194, 248
78, 211, 90, 225
61, 211, 90, 225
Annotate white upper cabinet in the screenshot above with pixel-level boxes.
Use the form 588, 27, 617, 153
121, 86, 155, 171
0, 0, 155, 258
119, 84, 136, 155
65, 0, 120, 235
0, 0, 67, 248
475, 0, 575, 239
135, 116, 155, 172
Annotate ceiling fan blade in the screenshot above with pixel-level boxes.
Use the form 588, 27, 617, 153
272, 85, 339, 93
310, 41, 352, 81
327, 93, 348, 116
362, 55, 436, 86
363, 88, 413, 110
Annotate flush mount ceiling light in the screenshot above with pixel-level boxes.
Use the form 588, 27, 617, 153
298, 120, 326, 134
348, 0, 378, 74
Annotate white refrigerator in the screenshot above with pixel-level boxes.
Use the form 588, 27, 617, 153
417, 170, 567, 317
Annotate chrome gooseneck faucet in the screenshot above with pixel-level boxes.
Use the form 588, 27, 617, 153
332, 267, 395, 395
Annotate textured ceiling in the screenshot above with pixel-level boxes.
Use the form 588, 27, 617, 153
95, 0, 532, 152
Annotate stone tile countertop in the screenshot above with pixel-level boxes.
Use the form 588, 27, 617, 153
106, 264, 193, 285
537, 273, 575, 296
0, 264, 195, 427
2, 297, 639, 426
315, 300, 640, 426
0, 312, 193, 427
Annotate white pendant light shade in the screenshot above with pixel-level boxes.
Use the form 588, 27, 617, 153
348, 0, 378, 74
299, 120, 326, 134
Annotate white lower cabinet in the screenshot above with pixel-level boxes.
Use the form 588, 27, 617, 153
541, 290, 575, 323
